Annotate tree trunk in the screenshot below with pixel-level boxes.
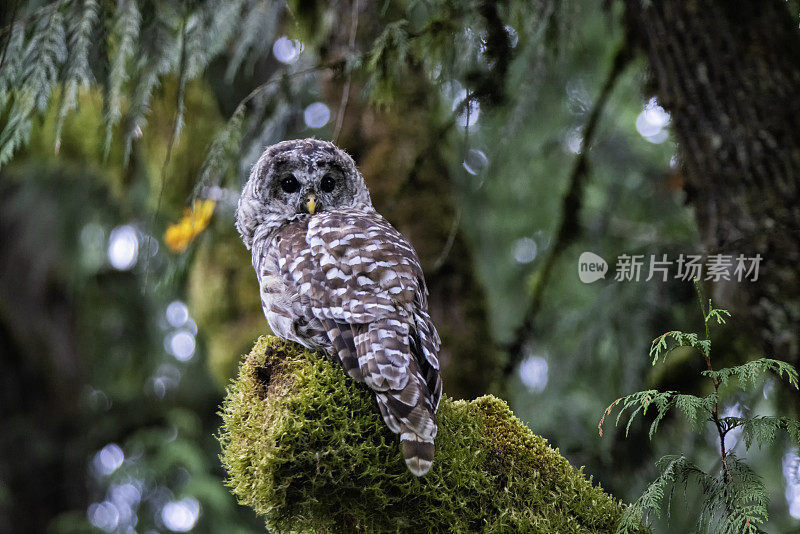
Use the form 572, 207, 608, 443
625, 0, 800, 363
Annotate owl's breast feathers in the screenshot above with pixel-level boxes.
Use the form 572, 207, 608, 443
257, 208, 443, 475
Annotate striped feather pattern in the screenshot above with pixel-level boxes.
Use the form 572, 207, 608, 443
254, 208, 442, 475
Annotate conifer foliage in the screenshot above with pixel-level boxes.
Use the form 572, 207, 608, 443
0, 0, 530, 192
599, 283, 800, 533
0, 0, 255, 168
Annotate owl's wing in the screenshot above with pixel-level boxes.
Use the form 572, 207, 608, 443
275, 210, 442, 474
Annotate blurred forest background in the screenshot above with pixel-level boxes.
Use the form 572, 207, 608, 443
2, 0, 800, 532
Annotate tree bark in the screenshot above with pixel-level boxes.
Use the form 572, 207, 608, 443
625, 0, 800, 363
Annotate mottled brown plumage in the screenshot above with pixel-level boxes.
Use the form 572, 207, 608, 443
236, 139, 442, 475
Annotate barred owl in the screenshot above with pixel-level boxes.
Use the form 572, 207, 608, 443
236, 138, 442, 476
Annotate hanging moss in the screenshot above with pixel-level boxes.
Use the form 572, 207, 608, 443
219, 336, 644, 533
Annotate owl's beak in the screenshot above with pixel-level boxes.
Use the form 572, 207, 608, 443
305, 194, 317, 215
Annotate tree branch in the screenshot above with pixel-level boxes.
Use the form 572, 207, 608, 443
218, 336, 641, 533
500, 42, 633, 381
332, 0, 359, 144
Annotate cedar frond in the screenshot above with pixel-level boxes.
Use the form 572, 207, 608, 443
55, 0, 98, 150
104, 0, 140, 158
225, 0, 280, 82
703, 358, 799, 390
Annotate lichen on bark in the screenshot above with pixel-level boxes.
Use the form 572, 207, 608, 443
219, 336, 642, 533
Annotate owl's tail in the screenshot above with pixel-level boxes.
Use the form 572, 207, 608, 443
399, 429, 435, 476
352, 319, 439, 476
375, 388, 437, 476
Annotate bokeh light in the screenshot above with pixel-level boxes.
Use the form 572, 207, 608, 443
304, 102, 331, 129
169, 330, 196, 361
273, 36, 303, 64
716, 403, 744, 449
513, 237, 538, 264
784, 450, 800, 518
107, 225, 139, 270
93, 443, 124, 476
161, 497, 200, 532
505, 25, 519, 48
107, 482, 140, 530
150, 364, 182, 399
453, 91, 480, 128
564, 127, 582, 154
520, 356, 549, 393
636, 97, 670, 144
166, 301, 189, 328
87, 501, 120, 532
463, 149, 489, 176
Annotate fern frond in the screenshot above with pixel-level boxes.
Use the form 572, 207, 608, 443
22, 3, 67, 113
0, 19, 29, 168
55, 0, 98, 150
705, 304, 731, 327
0, 93, 35, 168
368, 20, 410, 70
674, 393, 716, 431
600, 389, 718, 440
703, 358, 799, 390
720, 455, 768, 533
740, 416, 800, 450
183, 12, 208, 81
197, 1, 243, 62
692, 455, 767, 533
621, 454, 766, 534
225, 0, 281, 82
616, 455, 705, 533
192, 104, 245, 199
598, 390, 670, 438
122, 2, 180, 163
104, 0, 140, 158
366, 20, 411, 103
718, 415, 744, 435
0, 20, 26, 97
649, 330, 710, 364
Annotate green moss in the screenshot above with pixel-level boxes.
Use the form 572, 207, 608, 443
219, 336, 644, 533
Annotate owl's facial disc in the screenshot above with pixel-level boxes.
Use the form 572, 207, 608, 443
306, 162, 354, 213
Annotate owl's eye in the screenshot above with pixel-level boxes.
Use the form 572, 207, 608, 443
320, 174, 336, 193
280, 175, 300, 193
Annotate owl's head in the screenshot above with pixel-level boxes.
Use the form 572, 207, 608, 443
236, 138, 373, 248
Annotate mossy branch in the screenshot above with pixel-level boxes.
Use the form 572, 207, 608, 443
219, 336, 643, 533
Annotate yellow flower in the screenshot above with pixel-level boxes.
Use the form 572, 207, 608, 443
164, 199, 216, 253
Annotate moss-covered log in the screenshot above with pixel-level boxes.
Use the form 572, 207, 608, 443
219, 336, 640, 533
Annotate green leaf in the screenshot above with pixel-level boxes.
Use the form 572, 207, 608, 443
703, 358, 799, 390
674, 393, 716, 431
705, 305, 731, 327
720, 455, 768, 533
55, 0, 99, 150
616, 455, 702, 533
104, 0, 141, 159
740, 416, 800, 450
649, 330, 710, 365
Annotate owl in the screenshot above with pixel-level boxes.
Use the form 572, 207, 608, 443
236, 138, 443, 476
